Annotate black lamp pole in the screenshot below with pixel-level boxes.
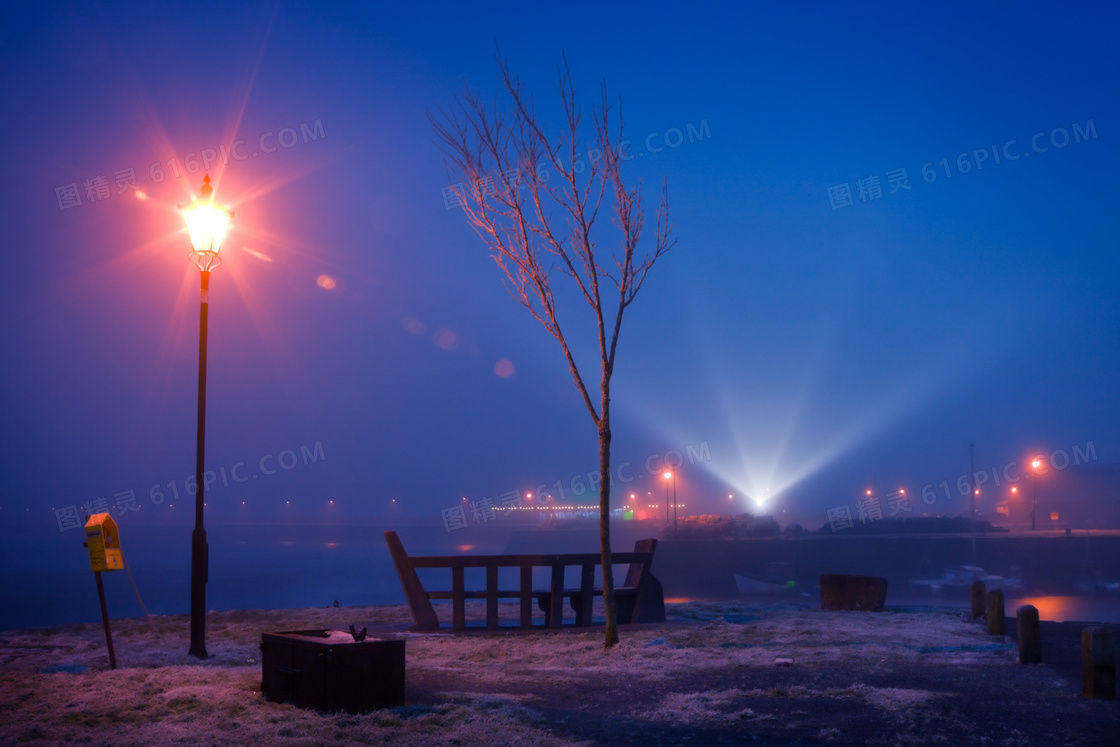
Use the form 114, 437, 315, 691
182, 174, 228, 660
1031, 475, 1038, 532
188, 266, 211, 659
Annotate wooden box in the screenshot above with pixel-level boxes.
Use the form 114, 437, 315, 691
260, 629, 405, 711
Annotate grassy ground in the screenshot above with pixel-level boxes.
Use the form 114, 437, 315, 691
1, 601, 1116, 745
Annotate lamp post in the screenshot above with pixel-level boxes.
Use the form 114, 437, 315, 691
969, 442, 977, 563
663, 470, 677, 534
179, 174, 232, 659
1030, 457, 1043, 531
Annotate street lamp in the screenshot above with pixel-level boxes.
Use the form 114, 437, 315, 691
179, 174, 232, 659
1030, 457, 1044, 531
663, 470, 677, 534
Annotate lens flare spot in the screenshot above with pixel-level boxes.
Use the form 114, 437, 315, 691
316, 274, 337, 290
243, 246, 273, 263
434, 328, 459, 350
134, 190, 148, 201
494, 359, 516, 378
402, 317, 427, 335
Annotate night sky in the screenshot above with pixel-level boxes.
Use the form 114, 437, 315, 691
2, 1, 1118, 539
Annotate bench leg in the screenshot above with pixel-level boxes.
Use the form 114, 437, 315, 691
486, 564, 499, 631
452, 566, 465, 631
520, 566, 533, 629
578, 563, 595, 626
549, 564, 564, 629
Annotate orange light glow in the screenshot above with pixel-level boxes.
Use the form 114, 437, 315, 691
1006, 596, 1080, 623
663, 472, 672, 480
134, 190, 148, 201
1011, 487, 1018, 493
866, 490, 872, 495
181, 176, 232, 256
316, 274, 337, 290
1031, 458, 1043, 470
1050, 512, 1059, 520
458, 545, 475, 552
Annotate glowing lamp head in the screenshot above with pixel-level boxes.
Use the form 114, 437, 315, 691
1031, 458, 1042, 471
180, 175, 232, 266
663, 471, 672, 480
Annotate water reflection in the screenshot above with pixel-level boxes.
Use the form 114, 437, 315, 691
1004, 595, 1120, 623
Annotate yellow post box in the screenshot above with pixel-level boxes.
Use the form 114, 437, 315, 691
85, 513, 123, 572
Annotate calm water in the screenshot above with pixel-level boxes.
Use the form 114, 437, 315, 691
0, 522, 435, 630
4, 522, 1119, 630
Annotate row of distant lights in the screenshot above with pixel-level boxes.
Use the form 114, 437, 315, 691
229, 499, 336, 506
47, 500, 336, 512
862, 458, 1050, 500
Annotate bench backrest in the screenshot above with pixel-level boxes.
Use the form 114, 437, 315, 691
383, 530, 662, 629
624, 538, 657, 587
384, 530, 440, 630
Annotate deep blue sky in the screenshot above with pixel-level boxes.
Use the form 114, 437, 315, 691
2, 1, 1117, 535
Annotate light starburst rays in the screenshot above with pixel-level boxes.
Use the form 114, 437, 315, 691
635, 307, 996, 512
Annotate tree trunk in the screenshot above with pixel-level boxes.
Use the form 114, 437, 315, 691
599, 392, 619, 648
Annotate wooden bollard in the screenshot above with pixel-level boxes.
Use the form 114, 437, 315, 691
986, 589, 1005, 636
970, 581, 986, 620
1016, 605, 1042, 664
1081, 626, 1116, 699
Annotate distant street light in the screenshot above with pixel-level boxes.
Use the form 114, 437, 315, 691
662, 470, 678, 534
1030, 457, 1044, 531
663, 472, 671, 525
969, 443, 977, 562
179, 174, 232, 660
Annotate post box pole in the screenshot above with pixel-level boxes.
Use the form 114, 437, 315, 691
95, 571, 117, 670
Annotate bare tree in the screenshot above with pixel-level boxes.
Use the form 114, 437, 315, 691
430, 52, 675, 648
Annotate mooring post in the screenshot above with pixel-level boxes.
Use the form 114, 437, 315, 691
1016, 605, 1042, 664
1081, 626, 1116, 699
970, 581, 986, 620
986, 589, 1005, 636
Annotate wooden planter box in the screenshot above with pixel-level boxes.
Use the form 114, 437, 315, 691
260, 629, 405, 712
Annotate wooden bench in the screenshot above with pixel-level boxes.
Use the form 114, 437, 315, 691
384, 531, 665, 631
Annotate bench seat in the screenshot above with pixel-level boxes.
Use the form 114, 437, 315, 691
384, 531, 665, 631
